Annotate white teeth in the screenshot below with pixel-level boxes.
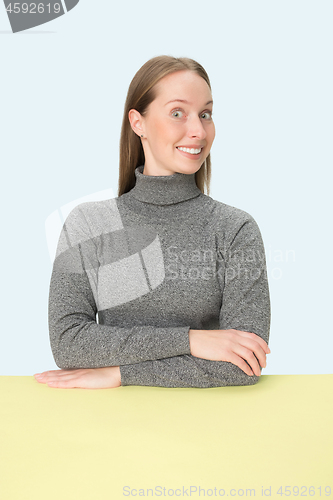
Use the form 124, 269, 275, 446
177, 147, 202, 155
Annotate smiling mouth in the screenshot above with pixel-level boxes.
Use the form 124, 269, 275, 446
176, 147, 203, 155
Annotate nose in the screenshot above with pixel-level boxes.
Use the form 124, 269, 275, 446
186, 115, 207, 140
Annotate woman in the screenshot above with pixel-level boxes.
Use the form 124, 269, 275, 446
34, 55, 271, 389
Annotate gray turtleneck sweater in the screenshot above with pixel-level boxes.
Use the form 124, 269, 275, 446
49, 165, 271, 388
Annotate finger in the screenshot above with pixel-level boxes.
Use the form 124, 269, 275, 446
34, 374, 70, 385
38, 369, 78, 375
226, 334, 267, 369
233, 346, 262, 376
35, 369, 82, 379
34, 376, 47, 384
238, 339, 267, 369
46, 378, 81, 389
227, 353, 255, 377
41, 371, 86, 385
234, 332, 269, 362
236, 330, 271, 353
239, 331, 270, 352
41, 373, 85, 385
34, 370, 62, 379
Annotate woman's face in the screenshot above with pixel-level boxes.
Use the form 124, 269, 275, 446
132, 70, 215, 176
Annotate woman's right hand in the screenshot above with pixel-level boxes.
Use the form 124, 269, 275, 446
188, 329, 271, 377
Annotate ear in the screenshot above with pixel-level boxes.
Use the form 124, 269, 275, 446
128, 109, 145, 138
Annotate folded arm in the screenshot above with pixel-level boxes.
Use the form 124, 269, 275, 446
49, 203, 192, 369
119, 215, 271, 388
49, 268, 191, 369
49, 206, 270, 388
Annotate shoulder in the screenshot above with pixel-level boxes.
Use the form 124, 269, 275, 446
202, 194, 256, 229
201, 195, 264, 253
62, 198, 123, 238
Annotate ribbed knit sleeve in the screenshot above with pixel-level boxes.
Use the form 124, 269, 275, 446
48, 205, 191, 369
119, 214, 271, 388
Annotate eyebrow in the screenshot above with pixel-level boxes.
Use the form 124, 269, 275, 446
164, 99, 213, 106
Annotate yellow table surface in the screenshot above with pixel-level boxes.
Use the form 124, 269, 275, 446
1, 375, 332, 500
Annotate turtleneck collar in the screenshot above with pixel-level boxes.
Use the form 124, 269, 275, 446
129, 165, 202, 206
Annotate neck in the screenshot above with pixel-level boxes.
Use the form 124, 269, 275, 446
129, 164, 202, 206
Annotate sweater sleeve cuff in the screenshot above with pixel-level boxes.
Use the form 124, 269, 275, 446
152, 325, 191, 359
119, 362, 156, 387
119, 325, 191, 386
133, 325, 191, 362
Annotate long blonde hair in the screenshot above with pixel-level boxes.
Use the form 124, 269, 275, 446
118, 55, 212, 197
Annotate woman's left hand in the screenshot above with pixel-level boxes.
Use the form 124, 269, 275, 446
34, 366, 121, 389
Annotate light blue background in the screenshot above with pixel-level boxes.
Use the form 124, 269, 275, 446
1, 0, 332, 376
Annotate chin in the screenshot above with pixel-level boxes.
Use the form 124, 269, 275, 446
177, 163, 202, 175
